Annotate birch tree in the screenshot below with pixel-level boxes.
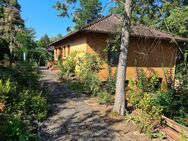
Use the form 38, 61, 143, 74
113, 0, 132, 115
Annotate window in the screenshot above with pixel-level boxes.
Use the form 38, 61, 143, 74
68, 45, 70, 55
58, 47, 61, 60
64, 46, 66, 57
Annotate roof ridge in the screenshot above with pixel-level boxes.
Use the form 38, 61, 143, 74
81, 14, 116, 30
133, 24, 188, 39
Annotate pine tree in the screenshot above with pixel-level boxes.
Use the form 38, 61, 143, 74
0, 0, 24, 57
37, 34, 51, 49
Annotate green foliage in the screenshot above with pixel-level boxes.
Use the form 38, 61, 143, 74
0, 61, 39, 89
129, 69, 188, 127
125, 109, 164, 139
105, 75, 116, 95
13, 90, 48, 121
73, 0, 102, 29
0, 0, 24, 52
54, 0, 102, 30
166, 6, 188, 38
0, 62, 48, 140
66, 81, 85, 93
128, 71, 163, 119
109, 0, 160, 26
106, 31, 121, 65
59, 53, 114, 104
15, 28, 52, 65
137, 70, 161, 92
176, 46, 188, 91
37, 34, 51, 49
97, 91, 113, 104
77, 54, 103, 95
50, 33, 63, 43
1, 114, 38, 141
16, 28, 36, 50
155, 90, 188, 127
58, 51, 77, 80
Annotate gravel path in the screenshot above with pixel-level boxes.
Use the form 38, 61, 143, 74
40, 68, 121, 141
39, 68, 173, 141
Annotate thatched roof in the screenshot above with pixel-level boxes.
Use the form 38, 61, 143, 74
50, 14, 188, 46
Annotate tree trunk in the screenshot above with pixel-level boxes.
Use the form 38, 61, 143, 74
113, 0, 132, 115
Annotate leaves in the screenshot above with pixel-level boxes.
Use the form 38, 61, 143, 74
54, 0, 102, 29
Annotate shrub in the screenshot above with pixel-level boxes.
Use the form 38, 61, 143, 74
13, 90, 48, 121
0, 61, 39, 90
98, 91, 113, 104
30, 94, 48, 121
76, 54, 103, 95
60, 54, 115, 105
129, 69, 188, 127
0, 62, 48, 141
58, 52, 77, 80
128, 72, 163, 119
0, 79, 16, 103
105, 75, 116, 94
1, 114, 38, 141
125, 109, 163, 139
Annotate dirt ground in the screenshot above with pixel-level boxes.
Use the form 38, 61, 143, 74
39, 68, 174, 141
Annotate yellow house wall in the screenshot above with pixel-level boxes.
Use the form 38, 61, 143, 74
86, 33, 109, 80
86, 34, 177, 82
53, 32, 87, 61
126, 37, 177, 83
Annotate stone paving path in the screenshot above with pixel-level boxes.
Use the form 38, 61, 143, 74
39, 68, 174, 141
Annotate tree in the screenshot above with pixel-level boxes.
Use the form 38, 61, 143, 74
113, 0, 132, 115
14, 28, 36, 61
73, 0, 102, 29
54, 0, 102, 29
37, 34, 51, 49
0, 37, 10, 61
0, 0, 24, 62
50, 33, 63, 43
110, 0, 159, 26
166, 6, 188, 38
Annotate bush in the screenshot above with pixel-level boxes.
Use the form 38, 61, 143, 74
0, 61, 39, 89
128, 71, 163, 119
0, 61, 48, 140
129, 69, 188, 127
76, 54, 103, 95
58, 52, 77, 80
125, 109, 164, 139
60, 53, 115, 105
13, 90, 48, 121
1, 114, 38, 141
98, 91, 113, 104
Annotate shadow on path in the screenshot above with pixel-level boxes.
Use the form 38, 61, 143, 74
39, 69, 121, 141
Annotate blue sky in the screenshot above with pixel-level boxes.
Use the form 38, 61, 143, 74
18, 0, 113, 40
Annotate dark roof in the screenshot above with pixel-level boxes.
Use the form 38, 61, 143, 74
47, 46, 54, 52
50, 14, 188, 46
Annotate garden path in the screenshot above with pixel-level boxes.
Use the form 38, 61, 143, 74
39, 68, 173, 141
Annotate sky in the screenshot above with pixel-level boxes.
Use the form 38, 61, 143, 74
18, 0, 113, 40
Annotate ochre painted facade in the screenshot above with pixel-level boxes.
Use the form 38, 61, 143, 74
53, 32, 177, 83
54, 33, 87, 61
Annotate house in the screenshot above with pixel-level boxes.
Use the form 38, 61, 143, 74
50, 15, 188, 82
